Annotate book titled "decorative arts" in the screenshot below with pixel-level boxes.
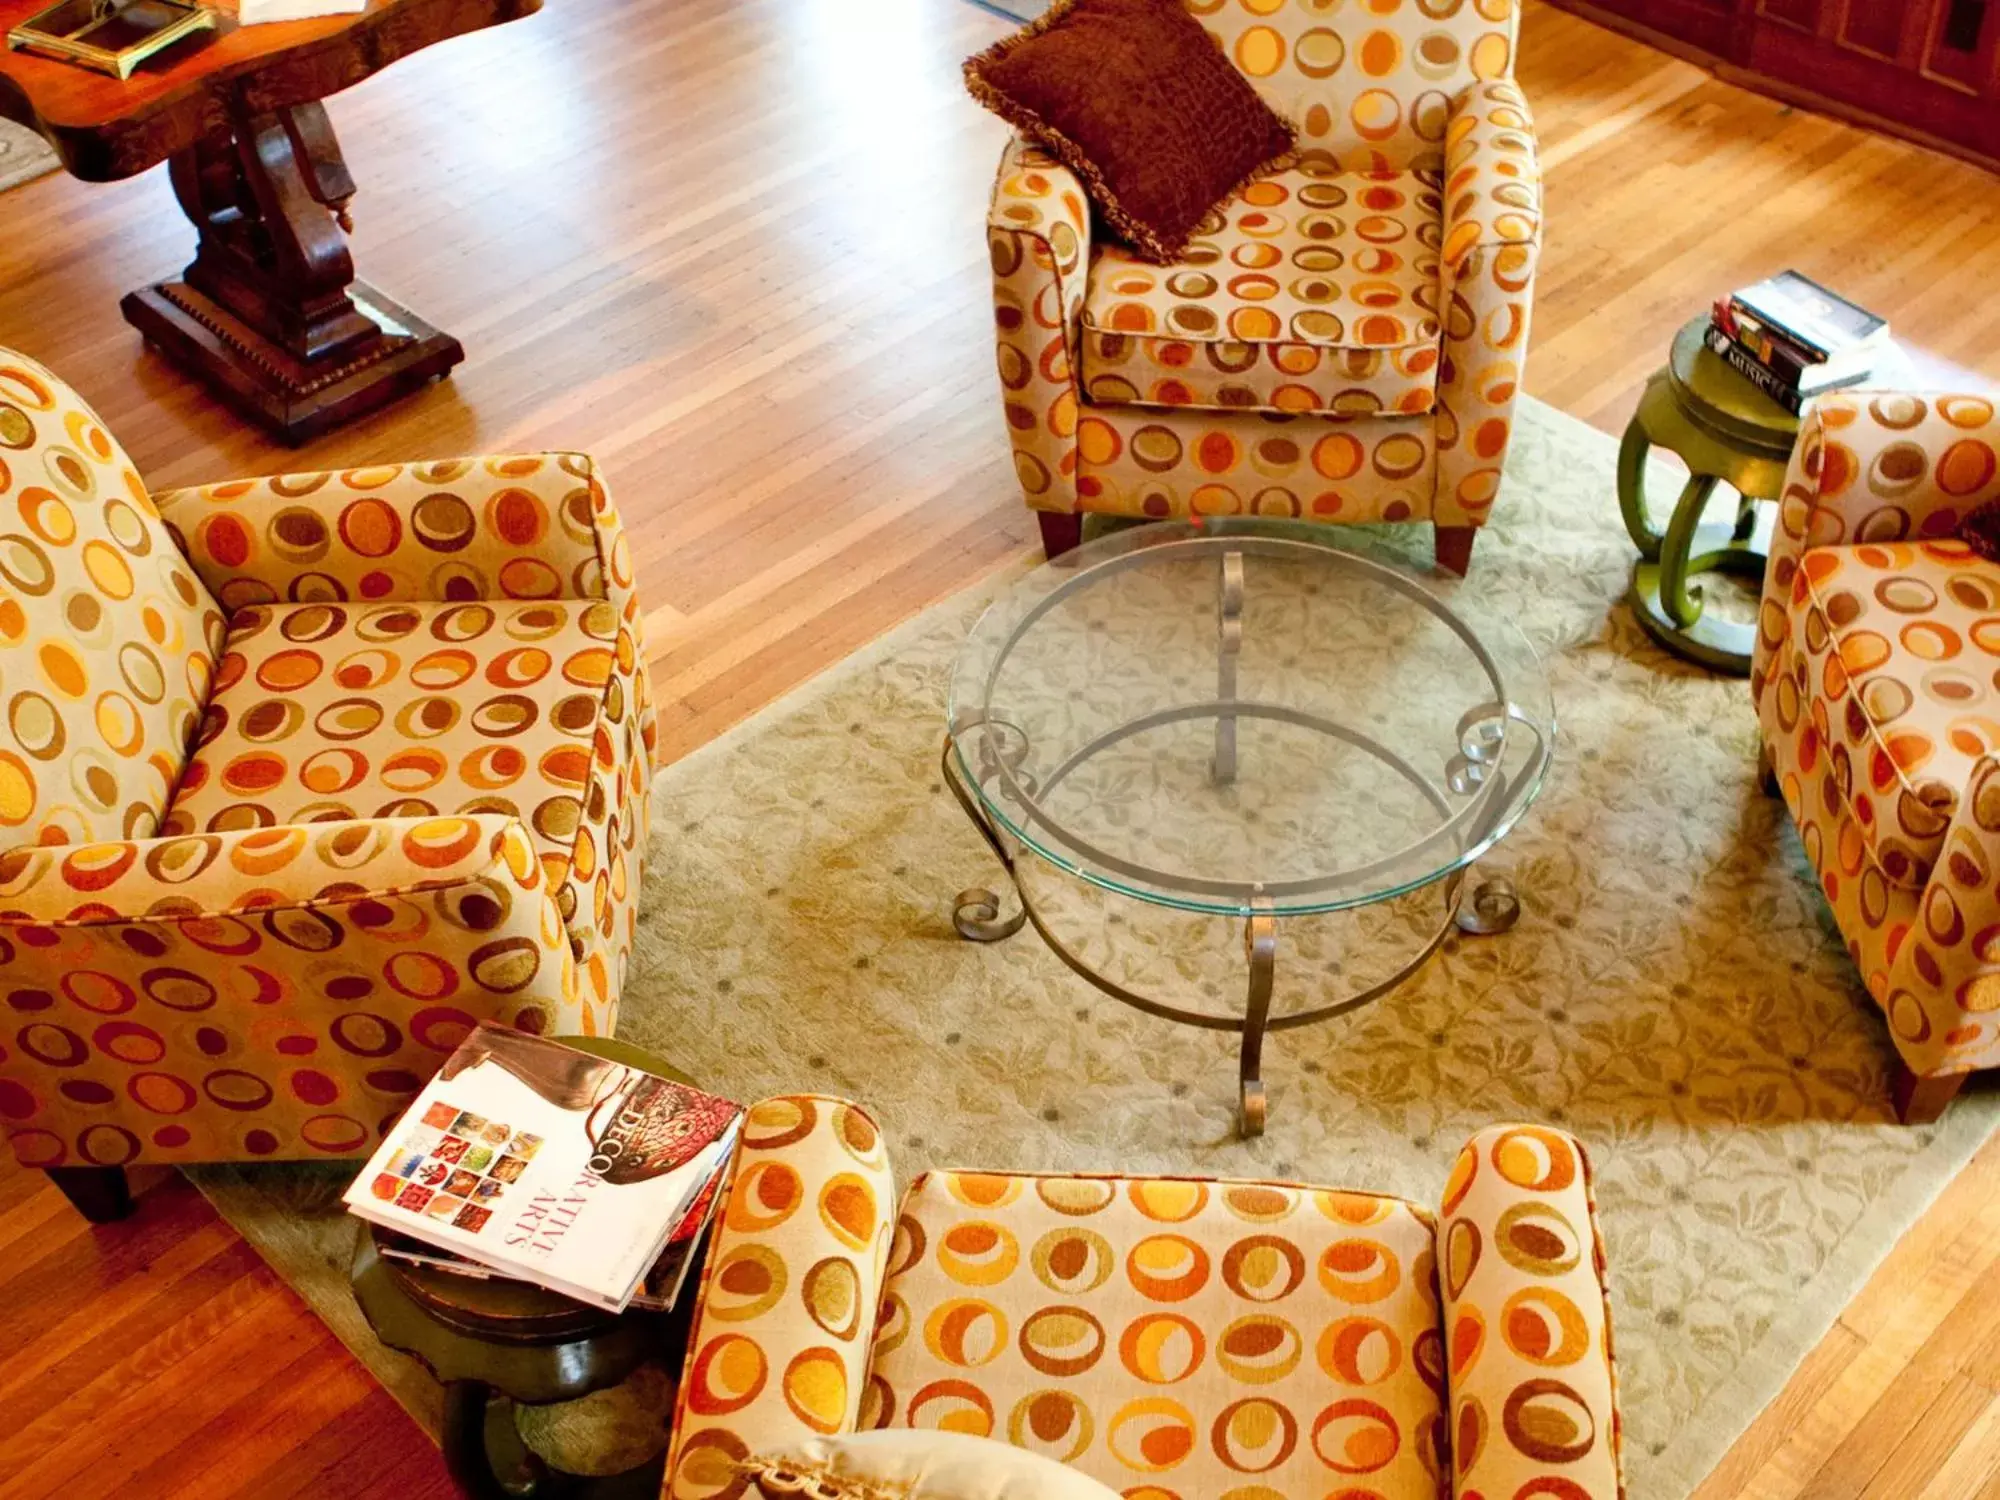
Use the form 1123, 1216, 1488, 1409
342, 1024, 743, 1312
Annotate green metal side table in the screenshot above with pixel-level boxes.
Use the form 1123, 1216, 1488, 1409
350, 1037, 699, 1500
1617, 316, 1796, 674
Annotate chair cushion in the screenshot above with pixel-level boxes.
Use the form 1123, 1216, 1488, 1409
1080, 168, 1443, 420
865, 1170, 1447, 1500
1779, 538, 2000, 889
166, 596, 619, 901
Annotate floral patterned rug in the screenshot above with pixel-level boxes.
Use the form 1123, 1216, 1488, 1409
192, 394, 2000, 1496
0, 119, 58, 194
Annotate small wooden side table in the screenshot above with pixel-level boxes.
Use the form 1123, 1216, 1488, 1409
1617, 317, 1795, 674
0, 0, 539, 441
350, 1037, 701, 1500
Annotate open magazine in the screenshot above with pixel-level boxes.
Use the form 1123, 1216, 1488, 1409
343, 1023, 742, 1312
375, 1166, 725, 1312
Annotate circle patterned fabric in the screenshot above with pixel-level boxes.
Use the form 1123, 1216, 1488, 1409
0, 348, 657, 1170
662, 1115, 1622, 1499
666, 1095, 897, 1498
0, 813, 578, 1167
156, 453, 638, 619
163, 593, 647, 1025
1754, 392, 2000, 1082
1186, 0, 1521, 176
1082, 167, 1446, 420
1773, 539, 1996, 892
1438, 1125, 1621, 1500
988, 39, 1539, 532
154, 451, 657, 1029
1072, 391, 1438, 523
0, 354, 223, 846
867, 1168, 1450, 1496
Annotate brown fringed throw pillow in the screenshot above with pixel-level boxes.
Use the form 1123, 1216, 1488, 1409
1964, 498, 2000, 562
964, 0, 1295, 264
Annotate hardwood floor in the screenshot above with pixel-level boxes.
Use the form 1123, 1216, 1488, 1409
4, 0, 2000, 1494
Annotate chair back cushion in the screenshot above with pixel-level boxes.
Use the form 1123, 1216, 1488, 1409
866, 1169, 1448, 1499
1185, 0, 1521, 169
0, 352, 222, 844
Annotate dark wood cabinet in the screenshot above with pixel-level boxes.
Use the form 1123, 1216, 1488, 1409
1545, 0, 2000, 170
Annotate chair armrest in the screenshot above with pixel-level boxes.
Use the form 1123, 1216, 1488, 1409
0, 815, 586, 1165
1437, 1124, 1623, 1500
1886, 755, 2000, 1077
987, 135, 1089, 514
154, 451, 637, 619
1435, 82, 1540, 528
1755, 392, 2000, 698
1442, 80, 1542, 271
987, 134, 1090, 271
0, 814, 545, 926
664, 1095, 896, 1497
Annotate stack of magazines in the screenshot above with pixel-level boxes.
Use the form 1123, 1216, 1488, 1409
343, 1023, 744, 1314
1707, 270, 1890, 415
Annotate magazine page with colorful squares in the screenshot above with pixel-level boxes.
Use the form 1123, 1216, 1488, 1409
375, 1160, 731, 1312
342, 1024, 743, 1310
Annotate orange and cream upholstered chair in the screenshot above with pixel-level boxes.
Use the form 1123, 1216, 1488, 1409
0, 348, 656, 1220
988, 0, 1540, 575
1752, 389, 2000, 1123
664, 1099, 1623, 1500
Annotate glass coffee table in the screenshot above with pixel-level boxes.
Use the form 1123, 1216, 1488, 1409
944, 520, 1555, 1136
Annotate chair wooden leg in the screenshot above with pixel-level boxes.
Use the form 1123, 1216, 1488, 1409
1891, 1063, 1967, 1125
1036, 511, 1083, 560
1758, 741, 1780, 797
1434, 524, 1477, 577
46, 1165, 135, 1223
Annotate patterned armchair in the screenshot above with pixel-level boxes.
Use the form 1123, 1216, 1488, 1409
988, 0, 1540, 575
663, 1099, 1623, 1500
1752, 389, 2000, 1122
0, 348, 656, 1218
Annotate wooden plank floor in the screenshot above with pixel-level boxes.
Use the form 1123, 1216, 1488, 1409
4, 0, 2000, 1493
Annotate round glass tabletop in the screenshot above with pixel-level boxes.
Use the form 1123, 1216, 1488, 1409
947, 520, 1556, 918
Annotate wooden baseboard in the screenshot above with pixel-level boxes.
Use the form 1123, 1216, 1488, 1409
1702, 62, 2000, 177
1540, 0, 1738, 69
1540, 0, 2000, 178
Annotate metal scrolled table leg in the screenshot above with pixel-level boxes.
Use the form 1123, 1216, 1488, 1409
953, 884, 1025, 942
1239, 897, 1276, 1137
1213, 548, 1244, 785
1454, 874, 1522, 934
945, 718, 1031, 944
941, 710, 1536, 1136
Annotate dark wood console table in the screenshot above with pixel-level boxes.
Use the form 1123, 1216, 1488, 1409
0, 0, 540, 441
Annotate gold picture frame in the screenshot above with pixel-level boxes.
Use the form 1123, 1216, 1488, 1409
5, 0, 216, 79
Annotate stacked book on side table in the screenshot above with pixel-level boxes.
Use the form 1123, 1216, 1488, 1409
343, 1023, 744, 1314
1707, 270, 1891, 415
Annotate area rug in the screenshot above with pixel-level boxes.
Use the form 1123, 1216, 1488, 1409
0, 119, 59, 193
190, 394, 2000, 1497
